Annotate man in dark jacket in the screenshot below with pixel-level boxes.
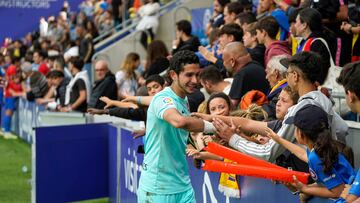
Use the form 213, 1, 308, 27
46, 70, 70, 107
87, 74, 165, 120
88, 60, 117, 109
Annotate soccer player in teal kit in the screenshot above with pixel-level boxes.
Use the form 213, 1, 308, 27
138, 50, 214, 203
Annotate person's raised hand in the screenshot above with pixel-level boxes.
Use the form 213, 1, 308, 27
198, 46, 216, 63
291, 175, 305, 192
213, 118, 236, 142
341, 22, 352, 34
100, 96, 113, 109
265, 127, 280, 142
202, 135, 214, 146
121, 95, 136, 104
186, 148, 201, 159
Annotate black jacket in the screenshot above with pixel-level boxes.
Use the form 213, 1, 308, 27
56, 77, 70, 106
299, 32, 334, 84
248, 44, 265, 68
88, 71, 118, 109
143, 57, 169, 78
311, 0, 340, 21
108, 107, 147, 121
172, 36, 201, 55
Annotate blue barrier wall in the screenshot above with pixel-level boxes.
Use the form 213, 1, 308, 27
34, 124, 335, 202
18, 99, 44, 143
35, 123, 112, 203
118, 129, 332, 203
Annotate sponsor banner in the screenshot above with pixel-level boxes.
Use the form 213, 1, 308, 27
191, 7, 212, 46
118, 128, 332, 203
0, 0, 83, 42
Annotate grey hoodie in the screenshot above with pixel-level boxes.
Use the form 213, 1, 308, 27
229, 90, 348, 162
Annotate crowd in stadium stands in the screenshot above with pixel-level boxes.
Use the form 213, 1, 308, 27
1, 0, 360, 202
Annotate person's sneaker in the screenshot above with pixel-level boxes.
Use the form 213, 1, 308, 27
4, 132, 18, 140
0, 128, 6, 137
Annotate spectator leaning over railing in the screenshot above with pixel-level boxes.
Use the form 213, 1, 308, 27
262, 55, 289, 121
45, 70, 71, 111
265, 104, 355, 200
194, 52, 348, 163
32, 50, 50, 75
2, 70, 25, 139
21, 61, 49, 102
88, 74, 166, 140
62, 57, 91, 113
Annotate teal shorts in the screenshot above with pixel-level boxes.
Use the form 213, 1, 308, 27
137, 187, 196, 203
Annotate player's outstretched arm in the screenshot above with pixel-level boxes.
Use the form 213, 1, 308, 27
163, 108, 206, 132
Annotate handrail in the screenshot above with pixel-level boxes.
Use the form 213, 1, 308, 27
93, 0, 180, 46
93, 18, 133, 44
132, 30, 145, 53
172, 6, 192, 39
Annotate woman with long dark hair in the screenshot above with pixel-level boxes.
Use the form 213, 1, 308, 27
142, 40, 169, 79
294, 8, 337, 85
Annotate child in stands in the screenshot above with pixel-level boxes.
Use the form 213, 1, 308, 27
266, 104, 355, 200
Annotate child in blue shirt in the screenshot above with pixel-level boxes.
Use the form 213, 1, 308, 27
266, 104, 355, 199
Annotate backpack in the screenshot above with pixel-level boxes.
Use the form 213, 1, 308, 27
304, 38, 349, 115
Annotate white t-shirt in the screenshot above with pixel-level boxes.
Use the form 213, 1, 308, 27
115, 70, 138, 96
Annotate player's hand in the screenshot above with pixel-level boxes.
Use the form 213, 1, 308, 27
213, 118, 236, 142
191, 112, 213, 122
132, 130, 145, 139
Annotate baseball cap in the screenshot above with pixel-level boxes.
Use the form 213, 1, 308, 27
279, 58, 289, 69
285, 104, 329, 132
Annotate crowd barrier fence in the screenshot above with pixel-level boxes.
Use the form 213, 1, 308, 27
6, 98, 357, 202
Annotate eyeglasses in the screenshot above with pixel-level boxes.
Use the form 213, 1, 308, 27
285, 70, 296, 78
95, 69, 106, 72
